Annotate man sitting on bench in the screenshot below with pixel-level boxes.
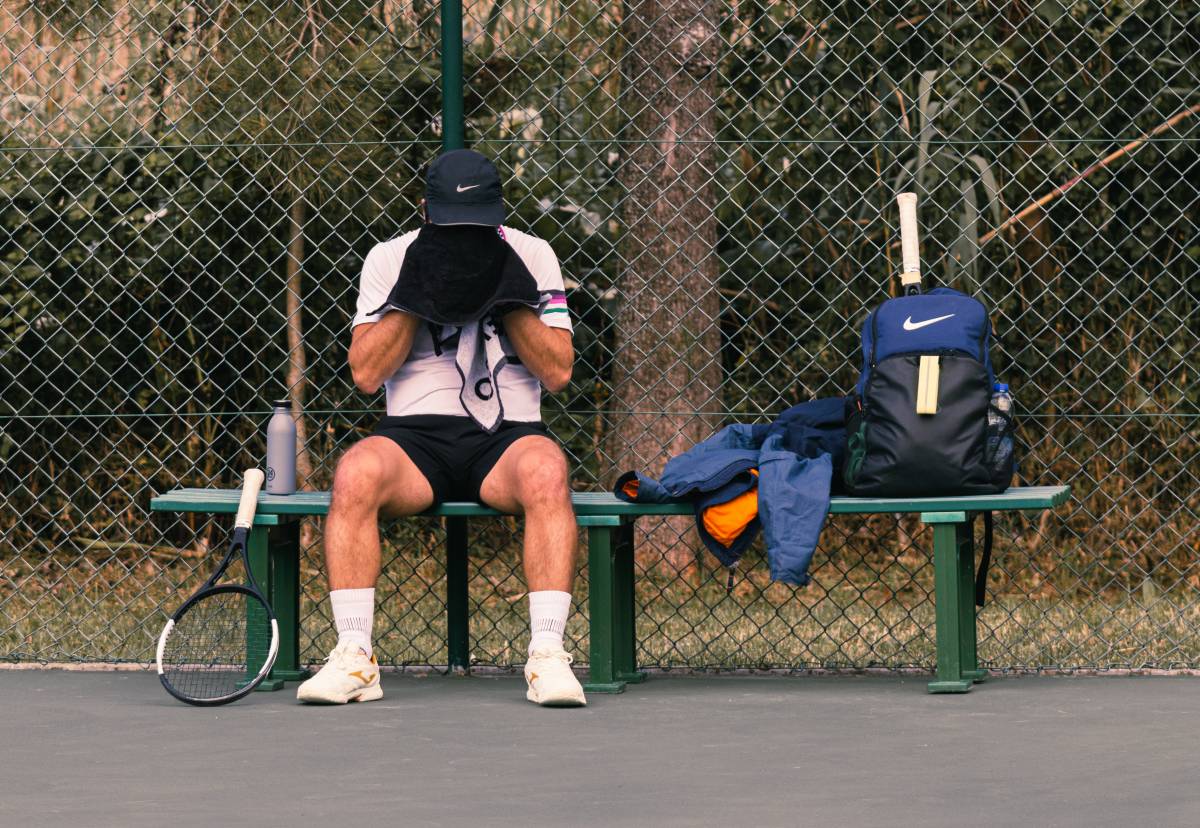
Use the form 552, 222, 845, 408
297, 150, 585, 707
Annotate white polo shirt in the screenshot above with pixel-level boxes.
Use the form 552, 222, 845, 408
352, 225, 571, 422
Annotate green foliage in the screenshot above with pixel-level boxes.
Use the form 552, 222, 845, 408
1, 0, 1195, 466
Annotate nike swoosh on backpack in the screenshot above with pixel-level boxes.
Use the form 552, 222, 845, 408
902, 313, 955, 331
456, 183, 480, 192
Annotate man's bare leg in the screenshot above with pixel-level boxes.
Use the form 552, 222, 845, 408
325, 436, 435, 589
298, 436, 433, 704
480, 435, 585, 706
479, 435, 576, 591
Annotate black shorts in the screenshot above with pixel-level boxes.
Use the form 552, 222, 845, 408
372, 415, 550, 503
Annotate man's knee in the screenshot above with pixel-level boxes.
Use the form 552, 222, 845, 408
330, 442, 390, 514
513, 446, 570, 507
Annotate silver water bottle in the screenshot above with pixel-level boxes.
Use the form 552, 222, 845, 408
266, 399, 296, 494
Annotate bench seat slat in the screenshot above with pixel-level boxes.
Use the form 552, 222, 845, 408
150, 485, 1069, 518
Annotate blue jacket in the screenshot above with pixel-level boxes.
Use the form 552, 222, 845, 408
613, 398, 846, 585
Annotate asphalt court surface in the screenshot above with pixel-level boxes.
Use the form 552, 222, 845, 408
2, 670, 1198, 827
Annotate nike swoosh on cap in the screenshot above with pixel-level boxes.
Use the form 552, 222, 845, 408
456, 183, 480, 192
902, 313, 955, 331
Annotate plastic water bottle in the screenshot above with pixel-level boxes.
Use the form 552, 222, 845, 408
266, 399, 296, 495
988, 383, 1013, 470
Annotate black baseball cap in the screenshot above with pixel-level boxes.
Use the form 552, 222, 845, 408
424, 149, 506, 226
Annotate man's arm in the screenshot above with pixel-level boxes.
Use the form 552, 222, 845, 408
501, 308, 573, 393
348, 310, 423, 394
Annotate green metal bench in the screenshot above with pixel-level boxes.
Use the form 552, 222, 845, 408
149, 485, 1069, 694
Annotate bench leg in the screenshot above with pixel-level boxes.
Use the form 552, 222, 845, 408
957, 520, 986, 684
613, 521, 646, 686
927, 517, 976, 694
584, 521, 646, 693
446, 517, 470, 675
268, 521, 309, 683
584, 525, 626, 693
246, 523, 308, 689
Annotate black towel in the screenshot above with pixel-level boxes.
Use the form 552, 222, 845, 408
367, 225, 540, 325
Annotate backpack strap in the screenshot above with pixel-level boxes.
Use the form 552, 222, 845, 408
974, 511, 993, 607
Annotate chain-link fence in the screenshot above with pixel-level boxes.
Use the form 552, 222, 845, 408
2, 1, 1197, 672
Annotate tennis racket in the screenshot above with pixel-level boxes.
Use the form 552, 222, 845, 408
897, 191, 922, 296
156, 469, 279, 705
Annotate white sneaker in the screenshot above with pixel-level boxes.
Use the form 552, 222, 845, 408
524, 648, 587, 707
296, 641, 383, 704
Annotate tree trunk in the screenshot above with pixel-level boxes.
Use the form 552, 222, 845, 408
606, 0, 722, 574
286, 192, 316, 492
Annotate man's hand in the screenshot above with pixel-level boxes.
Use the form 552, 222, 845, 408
348, 310, 423, 394
501, 307, 573, 393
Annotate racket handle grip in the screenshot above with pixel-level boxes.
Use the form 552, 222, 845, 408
897, 192, 921, 291
235, 469, 266, 529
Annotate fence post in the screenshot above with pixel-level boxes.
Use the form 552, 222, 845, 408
441, 0, 465, 150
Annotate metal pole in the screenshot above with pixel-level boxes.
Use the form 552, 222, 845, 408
441, 0, 465, 151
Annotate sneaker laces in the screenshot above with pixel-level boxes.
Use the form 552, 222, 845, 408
325, 641, 368, 669
529, 648, 574, 666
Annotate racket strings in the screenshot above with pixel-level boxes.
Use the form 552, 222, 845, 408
161, 590, 272, 701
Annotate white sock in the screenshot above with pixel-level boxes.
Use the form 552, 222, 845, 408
528, 590, 572, 655
330, 588, 375, 658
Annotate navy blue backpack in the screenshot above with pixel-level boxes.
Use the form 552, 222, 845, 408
843, 287, 1014, 498
842, 287, 1016, 604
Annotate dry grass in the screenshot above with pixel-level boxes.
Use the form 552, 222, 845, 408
6, 534, 1200, 672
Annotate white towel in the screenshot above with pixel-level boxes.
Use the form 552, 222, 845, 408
455, 315, 510, 432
